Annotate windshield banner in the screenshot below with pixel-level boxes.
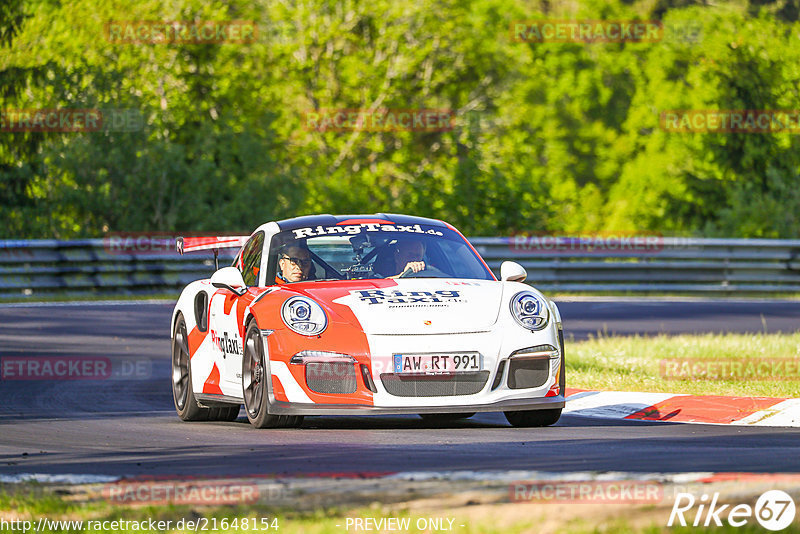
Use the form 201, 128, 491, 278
292, 223, 444, 239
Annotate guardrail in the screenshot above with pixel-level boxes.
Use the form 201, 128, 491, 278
1, 237, 800, 299
0, 238, 234, 299
472, 236, 800, 293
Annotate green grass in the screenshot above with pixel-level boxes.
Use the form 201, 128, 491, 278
0, 490, 537, 534
568, 332, 800, 397
4, 487, 800, 534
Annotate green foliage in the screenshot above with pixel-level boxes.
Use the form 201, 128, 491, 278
2, 0, 799, 238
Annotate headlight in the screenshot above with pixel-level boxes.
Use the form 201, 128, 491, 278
510, 292, 549, 330
281, 296, 328, 336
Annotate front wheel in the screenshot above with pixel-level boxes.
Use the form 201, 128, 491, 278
504, 408, 562, 427
242, 322, 303, 429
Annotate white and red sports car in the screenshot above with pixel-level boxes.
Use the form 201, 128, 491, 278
171, 214, 565, 428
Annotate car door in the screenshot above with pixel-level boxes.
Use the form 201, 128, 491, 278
209, 232, 265, 386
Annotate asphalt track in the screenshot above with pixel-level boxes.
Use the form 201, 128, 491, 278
1, 299, 799, 478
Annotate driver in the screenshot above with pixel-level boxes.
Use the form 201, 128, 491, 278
388, 238, 426, 278
276, 244, 313, 283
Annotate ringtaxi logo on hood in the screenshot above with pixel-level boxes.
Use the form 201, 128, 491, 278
353, 289, 463, 305
291, 223, 444, 239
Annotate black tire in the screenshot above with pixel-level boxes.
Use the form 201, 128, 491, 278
419, 413, 476, 422
242, 321, 304, 429
172, 313, 209, 421
504, 408, 562, 427
209, 405, 241, 421
172, 313, 241, 422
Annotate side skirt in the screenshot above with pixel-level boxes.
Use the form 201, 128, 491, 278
195, 393, 243, 408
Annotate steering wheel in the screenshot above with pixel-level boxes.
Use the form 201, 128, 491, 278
399, 265, 449, 278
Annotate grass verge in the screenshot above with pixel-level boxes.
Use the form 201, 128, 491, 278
3, 483, 800, 534
568, 332, 800, 397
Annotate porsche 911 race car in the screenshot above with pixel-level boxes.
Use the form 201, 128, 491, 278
171, 214, 565, 428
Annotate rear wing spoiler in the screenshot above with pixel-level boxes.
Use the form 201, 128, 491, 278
176, 235, 249, 270
175, 236, 249, 255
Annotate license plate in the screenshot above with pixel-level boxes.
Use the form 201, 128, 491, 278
393, 352, 482, 374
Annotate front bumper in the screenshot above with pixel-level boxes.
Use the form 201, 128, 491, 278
265, 325, 565, 414
267, 395, 565, 416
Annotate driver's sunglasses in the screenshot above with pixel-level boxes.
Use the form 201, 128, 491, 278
281, 255, 312, 268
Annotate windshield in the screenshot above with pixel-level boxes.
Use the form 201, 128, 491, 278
270, 223, 493, 282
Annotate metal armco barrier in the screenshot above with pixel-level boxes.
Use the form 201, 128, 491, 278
1, 237, 800, 299
472, 236, 800, 293
0, 238, 234, 299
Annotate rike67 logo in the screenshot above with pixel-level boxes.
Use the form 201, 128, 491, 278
669, 490, 796, 531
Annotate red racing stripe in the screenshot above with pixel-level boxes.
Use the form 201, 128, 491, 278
222, 292, 237, 315
251, 280, 399, 406
213, 288, 257, 338
271, 375, 288, 403
187, 326, 208, 359
202, 363, 224, 394
336, 218, 395, 225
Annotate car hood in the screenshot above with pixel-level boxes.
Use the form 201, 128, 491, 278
334, 278, 503, 335
282, 278, 502, 335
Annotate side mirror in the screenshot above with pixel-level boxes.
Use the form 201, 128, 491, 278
210, 267, 248, 296
500, 261, 527, 283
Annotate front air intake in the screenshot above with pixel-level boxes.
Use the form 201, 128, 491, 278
305, 362, 357, 394
491, 360, 506, 390
507, 358, 550, 389
380, 371, 490, 397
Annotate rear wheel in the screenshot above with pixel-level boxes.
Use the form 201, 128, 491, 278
504, 408, 562, 427
242, 322, 304, 429
172, 314, 241, 422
